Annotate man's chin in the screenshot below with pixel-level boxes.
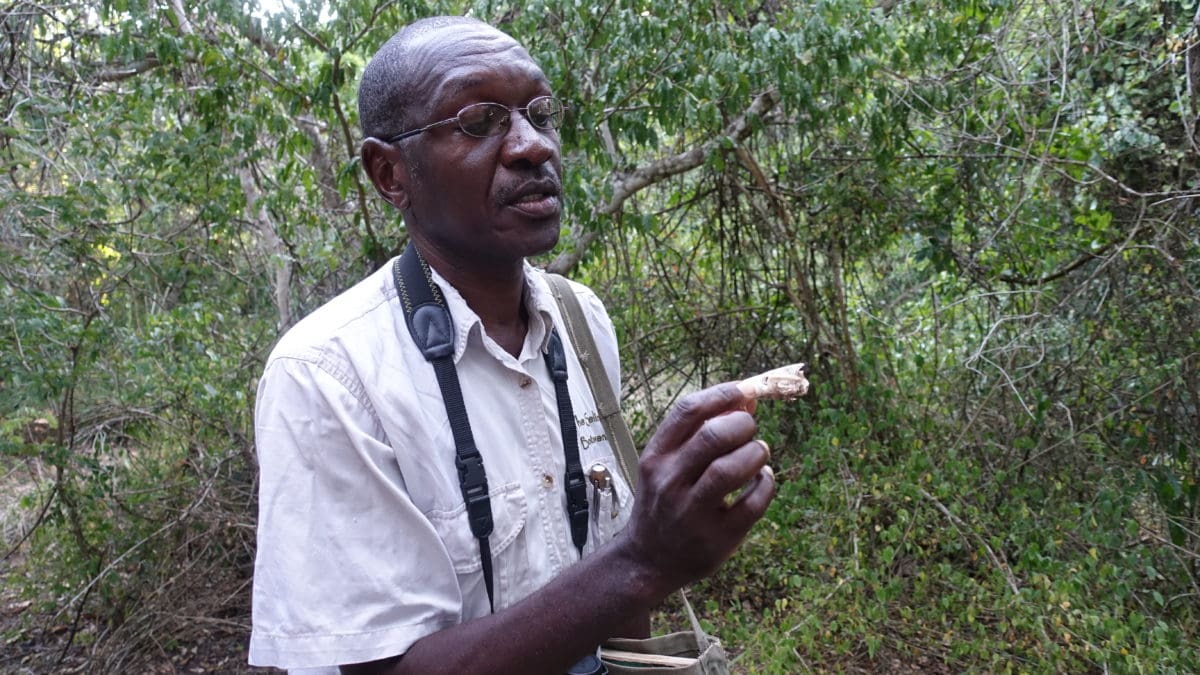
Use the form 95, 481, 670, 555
500, 210, 562, 256
525, 226, 562, 259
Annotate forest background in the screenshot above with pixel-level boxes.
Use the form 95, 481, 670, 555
1, 0, 1198, 672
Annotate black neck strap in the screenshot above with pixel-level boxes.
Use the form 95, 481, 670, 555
393, 243, 588, 613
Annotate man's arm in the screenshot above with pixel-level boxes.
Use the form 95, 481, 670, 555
611, 610, 652, 640
341, 382, 775, 675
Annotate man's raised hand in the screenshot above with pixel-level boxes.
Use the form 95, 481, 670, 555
616, 383, 776, 601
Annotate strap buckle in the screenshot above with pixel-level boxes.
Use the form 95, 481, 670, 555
456, 451, 494, 538
565, 470, 589, 549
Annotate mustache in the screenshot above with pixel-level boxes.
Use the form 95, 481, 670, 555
493, 167, 562, 206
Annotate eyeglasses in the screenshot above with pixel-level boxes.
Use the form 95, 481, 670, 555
386, 96, 566, 143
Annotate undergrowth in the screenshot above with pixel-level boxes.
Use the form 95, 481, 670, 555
679, 398, 1200, 673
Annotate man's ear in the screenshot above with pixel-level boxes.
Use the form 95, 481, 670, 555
361, 138, 411, 210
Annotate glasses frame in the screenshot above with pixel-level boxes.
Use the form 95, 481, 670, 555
385, 95, 566, 143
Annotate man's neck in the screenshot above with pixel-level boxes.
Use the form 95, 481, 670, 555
417, 243, 530, 358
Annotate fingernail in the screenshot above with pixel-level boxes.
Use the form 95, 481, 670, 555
763, 464, 775, 480
758, 439, 771, 461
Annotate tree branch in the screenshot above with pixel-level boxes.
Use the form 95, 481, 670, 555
547, 89, 781, 275
168, 0, 195, 36
97, 56, 161, 82
599, 89, 780, 216
546, 227, 599, 275
238, 166, 293, 330
297, 116, 341, 212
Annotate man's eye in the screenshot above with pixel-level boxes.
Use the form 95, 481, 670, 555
528, 99, 561, 128
466, 106, 505, 132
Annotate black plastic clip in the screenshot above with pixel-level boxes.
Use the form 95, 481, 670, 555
456, 452, 493, 538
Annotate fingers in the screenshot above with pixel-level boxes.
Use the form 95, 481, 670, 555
624, 385, 779, 594
675, 409, 758, 480
726, 465, 777, 528
644, 383, 749, 458
693, 439, 770, 504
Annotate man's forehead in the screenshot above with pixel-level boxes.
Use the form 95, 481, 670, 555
407, 23, 528, 70
410, 29, 547, 102
436, 63, 549, 97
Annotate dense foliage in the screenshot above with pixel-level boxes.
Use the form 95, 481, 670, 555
1, 0, 1197, 671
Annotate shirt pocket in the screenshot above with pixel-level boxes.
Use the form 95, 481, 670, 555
426, 482, 528, 613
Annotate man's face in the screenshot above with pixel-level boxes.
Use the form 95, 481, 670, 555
397, 26, 563, 270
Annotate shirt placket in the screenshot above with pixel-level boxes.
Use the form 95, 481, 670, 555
513, 363, 569, 578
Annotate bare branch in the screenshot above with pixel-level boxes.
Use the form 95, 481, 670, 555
920, 489, 1021, 595
599, 89, 781, 216
548, 89, 782, 275
545, 227, 599, 275
97, 56, 161, 82
168, 0, 194, 36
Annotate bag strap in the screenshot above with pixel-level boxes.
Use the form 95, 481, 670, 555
545, 273, 711, 648
544, 273, 639, 492
394, 245, 589, 612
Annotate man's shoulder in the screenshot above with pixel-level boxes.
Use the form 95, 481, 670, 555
528, 266, 609, 318
528, 266, 618, 363
267, 261, 398, 366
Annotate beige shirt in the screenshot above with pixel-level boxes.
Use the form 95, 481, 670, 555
249, 260, 632, 670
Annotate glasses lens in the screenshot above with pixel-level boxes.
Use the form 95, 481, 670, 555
458, 103, 508, 137
527, 97, 563, 129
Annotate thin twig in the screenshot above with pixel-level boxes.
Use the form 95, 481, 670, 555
919, 488, 1021, 595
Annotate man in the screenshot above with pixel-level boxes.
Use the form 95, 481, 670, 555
250, 16, 776, 674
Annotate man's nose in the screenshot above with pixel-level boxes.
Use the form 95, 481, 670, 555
499, 111, 557, 168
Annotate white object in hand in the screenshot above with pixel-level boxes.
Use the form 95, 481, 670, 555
737, 363, 810, 400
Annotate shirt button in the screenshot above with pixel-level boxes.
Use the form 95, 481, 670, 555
519, 376, 533, 388
542, 473, 555, 488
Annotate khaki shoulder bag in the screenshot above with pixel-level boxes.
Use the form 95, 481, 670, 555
546, 273, 732, 675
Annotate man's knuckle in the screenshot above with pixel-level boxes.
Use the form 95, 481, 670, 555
706, 462, 734, 487
695, 419, 725, 448
640, 463, 671, 494
671, 393, 703, 421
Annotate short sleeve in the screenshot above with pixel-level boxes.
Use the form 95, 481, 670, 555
248, 356, 461, 669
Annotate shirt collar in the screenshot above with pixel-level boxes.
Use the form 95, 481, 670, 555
427, 262, 556, 364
